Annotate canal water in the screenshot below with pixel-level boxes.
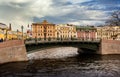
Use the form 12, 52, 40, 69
0, 55, 120, 77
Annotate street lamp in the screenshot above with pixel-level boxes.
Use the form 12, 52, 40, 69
17, 29, 19, 39
57, 31, 60, 40
21, 25, 24, 39
5, 28, 9, 41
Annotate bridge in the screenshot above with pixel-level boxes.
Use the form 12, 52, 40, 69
0, 39, 120, 64
25, 39, 101, 54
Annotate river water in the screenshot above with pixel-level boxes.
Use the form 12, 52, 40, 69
0, 55, 120, 77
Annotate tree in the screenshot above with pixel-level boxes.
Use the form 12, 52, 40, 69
106, 10, 120, 26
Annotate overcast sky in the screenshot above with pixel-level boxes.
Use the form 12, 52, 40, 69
0, 0, 120, 31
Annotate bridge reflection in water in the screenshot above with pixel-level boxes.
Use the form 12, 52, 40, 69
25, 39, 100, 54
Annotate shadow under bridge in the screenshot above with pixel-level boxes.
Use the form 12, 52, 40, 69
25, 41, 100, 54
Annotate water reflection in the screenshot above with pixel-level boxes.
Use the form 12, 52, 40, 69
0, 55, 120, 77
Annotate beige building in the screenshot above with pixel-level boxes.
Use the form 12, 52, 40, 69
32, 20, 56, 40
55, 24, 77, 40
96, 26, 120, 40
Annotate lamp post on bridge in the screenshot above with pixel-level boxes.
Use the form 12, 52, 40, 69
17, 29, 19, 39
21, 25, 24, 39
5, 29, 8, 41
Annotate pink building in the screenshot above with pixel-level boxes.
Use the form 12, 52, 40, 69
77, 26, 96, 40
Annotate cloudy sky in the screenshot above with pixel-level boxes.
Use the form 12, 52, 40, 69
0, 0, 120, 31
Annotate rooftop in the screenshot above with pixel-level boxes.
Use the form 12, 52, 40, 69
0, 23, 8, 29
32, 20, 55, 25
76, 26, 96, 31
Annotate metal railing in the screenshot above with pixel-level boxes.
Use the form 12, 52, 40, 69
25, 38, 101, 44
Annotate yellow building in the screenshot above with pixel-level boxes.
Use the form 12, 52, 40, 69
32, 20, 56, 40
96, 26, 120, 40
0, 23, 9, 40
0, 23, 27, 40
7, 31, 18, 40
55, 24, 77, 40
0, 31, 4, 39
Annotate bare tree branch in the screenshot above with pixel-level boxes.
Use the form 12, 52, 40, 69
106, 10, 120, 26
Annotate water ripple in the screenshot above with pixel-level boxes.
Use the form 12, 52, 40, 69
0, 55, 120, 77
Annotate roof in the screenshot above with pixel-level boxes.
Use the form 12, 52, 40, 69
0, 23, 8, 29
0, 30, 4, 34
57, 24, 75, 28
76, 26, 96, 31
32, 20, 55, 25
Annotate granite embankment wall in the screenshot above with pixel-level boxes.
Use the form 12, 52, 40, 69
99, 40, 120, 54
0, 40, 28, 64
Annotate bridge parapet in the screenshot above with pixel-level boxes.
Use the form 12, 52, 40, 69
25, 38, 100, 45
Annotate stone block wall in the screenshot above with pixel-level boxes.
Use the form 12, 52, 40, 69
99, 40, 120, 54
0, 40, 28, 64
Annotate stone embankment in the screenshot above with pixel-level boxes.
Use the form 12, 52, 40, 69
27, 47, 78, 60
0, 40, 28, 64
99, 40, 120, 55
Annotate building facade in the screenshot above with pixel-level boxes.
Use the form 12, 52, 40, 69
77, 26, 96, 40
55, 24, 77, 40
26, 24, 32, 39
96, 26, 120, 40
0, 23, 9, 40
32, 20, 56, 40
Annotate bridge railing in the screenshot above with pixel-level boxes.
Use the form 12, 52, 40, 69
25, 38, 101, 44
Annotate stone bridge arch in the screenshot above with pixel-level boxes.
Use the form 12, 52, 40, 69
25, 42, 100, 54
